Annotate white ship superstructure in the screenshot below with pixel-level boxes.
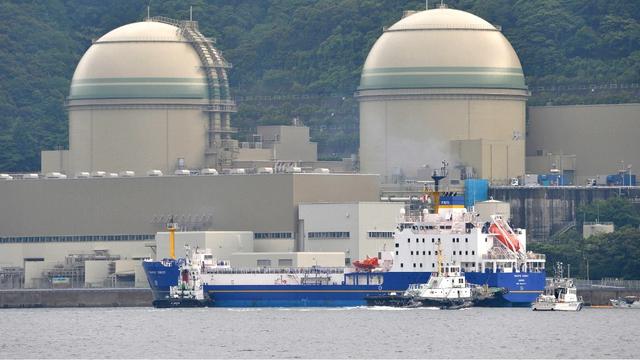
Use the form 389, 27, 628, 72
391, 207, 545, 275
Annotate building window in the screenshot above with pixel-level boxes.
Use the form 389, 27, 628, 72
255, 232, 293, 239
257, 259, 272, 267
465, 251, 468, 255
396, 251, 399, 255
472, 251, 475, 255
407, 239, 410, 243
400, 263, 404, 268
428, 251, 431, 255
422, 238, 425, 243
368, 231, 394, 238
465, 238, 468, 243
413, 263, 416, 268
411, 251, 414, 255
395, 243, 399, 248
420, 263, 423, 268
432, 238, 435, 243
307, 231, 349, 239
422, 251, 426, 255
432, 263, 435, 268
278, 259, 293, 267
345, 258, 351, 266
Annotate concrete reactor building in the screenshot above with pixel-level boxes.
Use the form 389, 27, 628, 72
357, 7, 528, 184
42, 18, 237, 176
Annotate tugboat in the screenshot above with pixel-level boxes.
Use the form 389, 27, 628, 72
366, 240, 503, 309
610, 296, 640, 309
532, 262, 583, 311
403, 240, 473, 309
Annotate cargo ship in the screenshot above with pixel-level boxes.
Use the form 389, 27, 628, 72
143, 196, 546, 307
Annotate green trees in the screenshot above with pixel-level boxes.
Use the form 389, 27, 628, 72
0, 0, 638, 171
529, 197, 640, 279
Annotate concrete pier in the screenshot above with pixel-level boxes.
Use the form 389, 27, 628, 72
0, 288, 152, 308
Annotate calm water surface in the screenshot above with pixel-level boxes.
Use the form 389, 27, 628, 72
0, 307, 638, 359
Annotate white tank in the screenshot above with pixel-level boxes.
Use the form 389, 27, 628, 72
45, 172, 67, 179
174, 169, 191, 176
256, 167, 274, 174
75, 172, 90, 178
119, 170, 135, 177
147, 170, 163, 177
200, 168, 218, 175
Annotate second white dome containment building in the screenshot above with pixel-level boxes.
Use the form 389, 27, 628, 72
357, 7, 528, 183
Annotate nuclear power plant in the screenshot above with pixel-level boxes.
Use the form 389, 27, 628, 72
0, 6, 638, 291
357, 7, 527, 184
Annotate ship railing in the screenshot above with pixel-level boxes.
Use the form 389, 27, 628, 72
204, 266, 345, 275
526, 253, 546, 260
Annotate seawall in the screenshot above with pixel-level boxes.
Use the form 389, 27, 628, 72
0, 288, 152, 308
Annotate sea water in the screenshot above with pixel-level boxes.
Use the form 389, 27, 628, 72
0, 307, 638, 358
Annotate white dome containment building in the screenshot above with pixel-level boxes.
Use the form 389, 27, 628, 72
42, 17, 237, 175
357, 7, 528, 183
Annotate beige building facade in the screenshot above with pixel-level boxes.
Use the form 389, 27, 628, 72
298, 202, 404, 264
527, 103, 640, 184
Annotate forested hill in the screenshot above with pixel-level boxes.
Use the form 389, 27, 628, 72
1, 0, 639, 171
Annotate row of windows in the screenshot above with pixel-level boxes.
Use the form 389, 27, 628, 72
256, 259, 293, 267
0, 234, 154, 244
308, 232, 350, 239
400, 225, 453, 231
367, 232, 394, 238
254, 232, 293, 239
398, 250, 476, 256
403, 237, 470, 244
399, 262, 476, 269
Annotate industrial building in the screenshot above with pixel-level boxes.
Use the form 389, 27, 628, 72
0, 173, 380, 287
357, 6, 527, 184
526, 103, 640, 185
298, 202, 404, 264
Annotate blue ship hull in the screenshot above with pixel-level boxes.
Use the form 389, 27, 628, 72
142, 260, 544, 307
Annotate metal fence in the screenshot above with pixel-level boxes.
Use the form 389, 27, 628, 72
575, 278, 640, 290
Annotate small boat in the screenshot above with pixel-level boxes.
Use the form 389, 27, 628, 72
610, 296, 640, 309
405, 263, 473, 309
532, 263, 583, 311
352, 257, 379, 271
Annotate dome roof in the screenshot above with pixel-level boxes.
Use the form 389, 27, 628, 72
359, 8, 526, 91
69, 21, 209, 101
97, 21, 184, 43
